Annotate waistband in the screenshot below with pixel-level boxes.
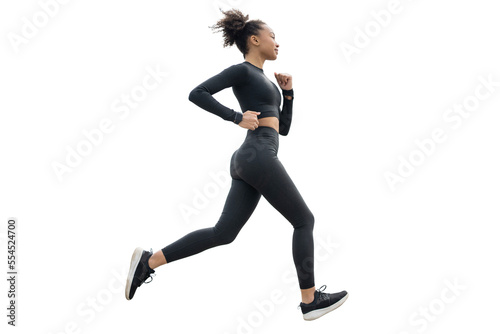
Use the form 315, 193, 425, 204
243, 126, 279, 153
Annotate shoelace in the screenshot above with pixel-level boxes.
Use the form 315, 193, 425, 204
144, 248, 156, 284
297, 285, 328, 309
317, 285, 329, 301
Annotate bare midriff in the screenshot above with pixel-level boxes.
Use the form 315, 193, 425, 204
257, 116, 279, 133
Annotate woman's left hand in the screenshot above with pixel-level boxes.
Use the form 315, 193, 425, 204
274, 72, 293, 90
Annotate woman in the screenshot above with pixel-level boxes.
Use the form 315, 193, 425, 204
125, 8, 348, 321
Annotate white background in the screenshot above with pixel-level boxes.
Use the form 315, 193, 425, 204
1, 0, 499, 333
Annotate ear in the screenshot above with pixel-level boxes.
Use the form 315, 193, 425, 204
249, 35, 259, 46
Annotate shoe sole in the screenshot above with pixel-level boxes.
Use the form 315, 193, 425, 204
125, 247, 144, 300
303, 292, 349, 321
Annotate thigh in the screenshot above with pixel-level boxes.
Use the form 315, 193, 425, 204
213, 177, 262, 236
254, 156, 314, 228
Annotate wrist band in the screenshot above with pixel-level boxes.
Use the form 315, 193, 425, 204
233, 111, 243, 124
282, 88, 294, 98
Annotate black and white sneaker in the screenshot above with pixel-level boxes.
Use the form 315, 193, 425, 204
125, 247, 156, 300
298, 285, 348, 321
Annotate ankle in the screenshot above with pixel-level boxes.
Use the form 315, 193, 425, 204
147, 256, 156, 270
148, 251, 167, 270
302, 293, 316, 304
302, 297, 315, 304
301, 286, 316, 304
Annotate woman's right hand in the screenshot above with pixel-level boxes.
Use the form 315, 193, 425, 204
238, 110, 261, 130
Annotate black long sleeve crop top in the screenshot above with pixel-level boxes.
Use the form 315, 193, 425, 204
188, 61, 294, 136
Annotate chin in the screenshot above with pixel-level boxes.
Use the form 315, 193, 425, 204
267, 52, 278, 61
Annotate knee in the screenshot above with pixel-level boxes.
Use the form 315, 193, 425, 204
298, 211, 315, 230
213, 228, 238, 246
308, 212, 315, 229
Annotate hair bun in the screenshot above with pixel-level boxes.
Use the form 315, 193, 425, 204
209, 8, 266, 56
210, 8, 250, 47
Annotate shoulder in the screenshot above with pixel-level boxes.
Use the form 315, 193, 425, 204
221, 62, 250, 75
217, 62, 250, 83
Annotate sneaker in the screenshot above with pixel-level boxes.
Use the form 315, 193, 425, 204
298, 285, 348, 321
125, 247, 156, 300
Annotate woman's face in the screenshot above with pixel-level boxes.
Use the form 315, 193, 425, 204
255, 24, 280, 60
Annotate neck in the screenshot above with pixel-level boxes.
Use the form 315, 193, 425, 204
244, 54, 265, 70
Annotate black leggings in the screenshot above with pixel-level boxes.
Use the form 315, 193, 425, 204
161, 126, 315, 289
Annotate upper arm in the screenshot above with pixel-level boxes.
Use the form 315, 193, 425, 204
187, 63, 249, 123
190, 63, 249, 97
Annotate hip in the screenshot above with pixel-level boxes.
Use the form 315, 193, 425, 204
230, 126, 280, 179
231, 126, 279, 166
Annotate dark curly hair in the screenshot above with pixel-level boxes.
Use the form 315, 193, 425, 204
209, 8, 266, 57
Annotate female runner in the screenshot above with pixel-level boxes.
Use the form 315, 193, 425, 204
125, 8, 348, 321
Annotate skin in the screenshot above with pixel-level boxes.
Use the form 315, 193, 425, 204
148, 23, 317, 304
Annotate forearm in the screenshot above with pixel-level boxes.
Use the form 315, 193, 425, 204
279, 88, 294, 136
188, 86, 243, 124
187, 64, 248, 125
